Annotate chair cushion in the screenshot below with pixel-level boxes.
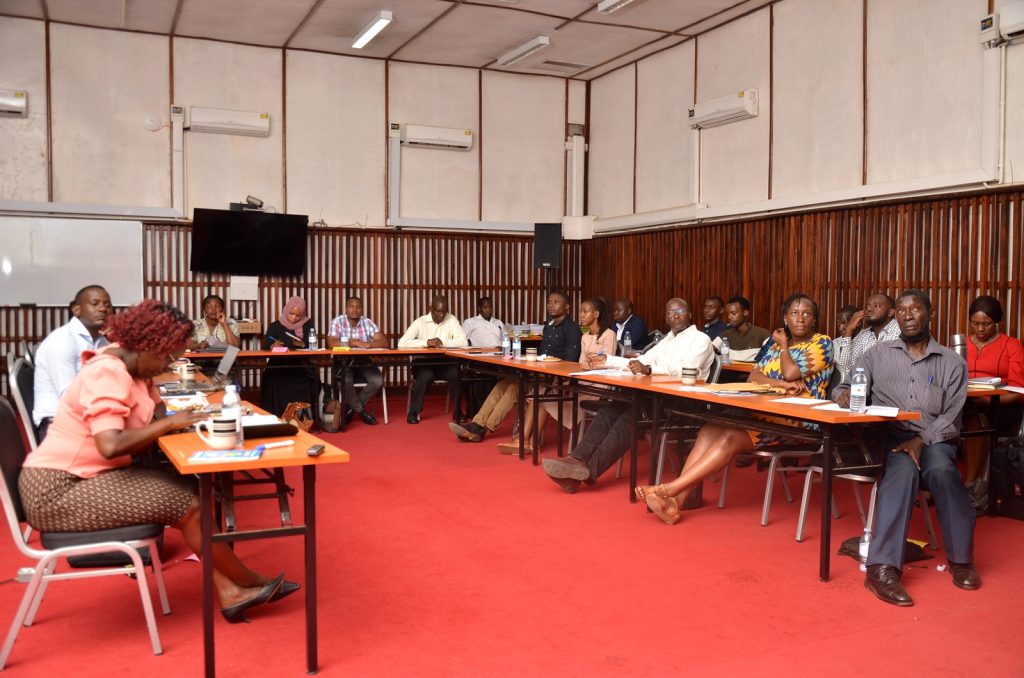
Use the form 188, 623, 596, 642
41, 523, 164, 549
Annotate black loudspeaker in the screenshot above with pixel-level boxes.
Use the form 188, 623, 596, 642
534, 222, 562, 269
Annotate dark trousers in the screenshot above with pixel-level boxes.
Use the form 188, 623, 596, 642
409, 359, 461, 417
341, 365, 384, 413
570, 402, 635, 482
36, 417, 53, 442
867, 437, 975, 568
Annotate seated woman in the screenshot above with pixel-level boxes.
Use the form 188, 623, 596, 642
18, 299, 298, 622
260, 296, 317, 417
636, 292, 834, 525
188, 294, 241, 350
962, 295, 1023, 494
497, 297, 615, 454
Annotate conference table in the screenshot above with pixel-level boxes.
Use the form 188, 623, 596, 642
157, 395, 349, 677
449, 351, 921, 582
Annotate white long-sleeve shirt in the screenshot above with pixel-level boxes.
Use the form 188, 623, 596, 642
33, 316, 109, 424
605, 324, 714, 379
397, 313, 469, 348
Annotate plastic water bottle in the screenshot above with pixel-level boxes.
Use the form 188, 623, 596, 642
720, 337, 731, 365
512, 329, 522, 359
623, 331, 632, 356
501, 331, 511, 358
850, 367, 868, 413
307, 327, 317, 350
858, 526, 872, 572
222, 384, 244, 447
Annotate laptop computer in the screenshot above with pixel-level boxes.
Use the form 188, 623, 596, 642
160, 345, 240, 395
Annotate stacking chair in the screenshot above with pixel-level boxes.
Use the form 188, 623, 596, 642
0, 398, 170, 669
8, 357, 39, 452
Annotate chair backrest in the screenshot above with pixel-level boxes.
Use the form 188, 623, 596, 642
0, 397, 30, 526
9, 358, 38, 451
17, 341, 35, 367
640, 331, 664, 355
826, 364, 845, 400
708, 354, 723, 384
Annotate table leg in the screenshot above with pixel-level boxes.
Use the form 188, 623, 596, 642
556, 377, 564, 457
304, 465, 318, 674
569, 383, 579, 459
629, 393, 638, 503
200, 473, 216, 677
650, 397, 662, 486
987, 394, 1000, 518
517, 371, 526, 461
531, 373, 541, 466
819, 425, 834, 582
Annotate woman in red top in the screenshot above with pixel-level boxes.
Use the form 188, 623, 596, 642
19, 300, 297, 622
963, 295, 1023, 489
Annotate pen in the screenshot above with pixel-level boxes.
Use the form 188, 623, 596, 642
255, 441, 295, 452
928, 376, 934, 385
284, 331, 302, 342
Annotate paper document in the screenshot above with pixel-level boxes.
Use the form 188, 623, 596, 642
569, 369, 629, 376
812, 403, 900, 417
772, 397, 831, 405
1005, 386, 1024, 395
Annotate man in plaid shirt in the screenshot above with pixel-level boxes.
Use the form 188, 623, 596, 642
327, 296, 388, 426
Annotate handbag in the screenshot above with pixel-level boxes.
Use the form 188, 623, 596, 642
320, 398, 344, 433
282, 401, 314, 433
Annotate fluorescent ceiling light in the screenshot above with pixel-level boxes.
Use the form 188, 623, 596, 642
597, 0, 637, 13
497, 35, 550, 67
352, 10, 392, 49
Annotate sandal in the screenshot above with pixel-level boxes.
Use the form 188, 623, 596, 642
634, 484, 668, 502
645, 493, 681, 526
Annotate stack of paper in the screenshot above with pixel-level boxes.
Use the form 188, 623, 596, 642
189, 449, 263, 463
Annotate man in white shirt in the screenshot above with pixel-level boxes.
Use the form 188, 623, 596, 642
32, 285, 112, 440
836, 293, 900, 375
461, 296, 504, 347
398, 295, 468, 424
542, 298, 714, 493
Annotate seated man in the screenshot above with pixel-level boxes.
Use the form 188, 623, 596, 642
836, 293, 900, 376
460, 296, 505, 416
398, 295, 468, 424
700, 296, 726, 340
327, 296, 389, 427
831, 304, 859, 373
32, 284, 112, 440
718, 296, 771, 360
834, 290, 978, 607
541, 298, 714, 493
453, 291, 581, 444
612, 298, 649, 353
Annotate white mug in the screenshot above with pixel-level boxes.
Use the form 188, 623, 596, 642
680, 367, 699, 386
195, 418, 238, 450
176, 361, 198, 381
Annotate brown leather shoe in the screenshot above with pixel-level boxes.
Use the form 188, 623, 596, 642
948, 562, 981, 590
542, 456, 591, 481
864, 564, 913, 607
449, 421, 483, 442
546, 474, 581, 494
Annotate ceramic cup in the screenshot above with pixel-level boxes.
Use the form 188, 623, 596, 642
194, 418, 237, 450
680, 367, 699, 386
176, 361, 198, 382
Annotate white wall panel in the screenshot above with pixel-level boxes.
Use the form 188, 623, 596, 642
285, 51, 385, 228
1002, 41, 1024, 185
481, 72, 564, 223
866, 0, 987, 184
174, 38, 283, 218
587, 65, 635, 218
568, 79, 586, 125
695, 9, 770, 207
772, 0, 862, 199
635, 40, 695, 212
387, 63, 479, 221
0, 18, 47, 202
50, 25, 169, 207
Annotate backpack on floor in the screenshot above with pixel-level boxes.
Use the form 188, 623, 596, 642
990, 437, 1024, 521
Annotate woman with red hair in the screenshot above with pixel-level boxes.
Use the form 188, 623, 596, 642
19, 299, 297, 622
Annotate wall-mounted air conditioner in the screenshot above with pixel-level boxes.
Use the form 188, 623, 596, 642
999, 0, 1024, 41
399, 123, 473, 150
0, 89, 28, 117
188, 106, 270, 137
688, 89, 758, 129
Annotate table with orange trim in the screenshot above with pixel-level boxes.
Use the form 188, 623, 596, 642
447, 351, 923, 581
158, 404, 349, 677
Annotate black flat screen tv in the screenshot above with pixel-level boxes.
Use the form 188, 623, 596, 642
190, 208, 308, 277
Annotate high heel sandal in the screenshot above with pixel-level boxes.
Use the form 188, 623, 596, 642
221, 574, 284, 623
644, 493, 681, 526
634, 484, 667, 502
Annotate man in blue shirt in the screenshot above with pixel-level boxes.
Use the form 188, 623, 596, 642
33, 285, 112, 440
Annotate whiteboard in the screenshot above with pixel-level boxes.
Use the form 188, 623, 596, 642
0, 217, 144, 306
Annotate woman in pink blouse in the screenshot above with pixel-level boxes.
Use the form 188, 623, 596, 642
19, 300, 296, 623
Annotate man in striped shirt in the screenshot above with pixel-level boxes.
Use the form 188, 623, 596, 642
834, 289, 977, 607
327, 296, 388, 426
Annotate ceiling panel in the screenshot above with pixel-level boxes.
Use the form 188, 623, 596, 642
463, 0, 594, 19
289, 0, 451, 58
502, 19, 660, 76
574, 34, 687, 80
578, 0, 742, 32
0, 0, 45, 20
393, 3, 564, 68
175, 0, 317, 47
46, 0, 177, 33
680, 0, 773, 35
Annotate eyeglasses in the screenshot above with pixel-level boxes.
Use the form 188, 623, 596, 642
665, 308, 689, 317
787, 309, 814, 319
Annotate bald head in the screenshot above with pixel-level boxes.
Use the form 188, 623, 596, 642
664, 298, 692, 333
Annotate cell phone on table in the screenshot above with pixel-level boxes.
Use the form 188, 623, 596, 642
306, 444, 325, 457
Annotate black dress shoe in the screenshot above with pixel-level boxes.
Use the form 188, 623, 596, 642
221, 574, 284, 623
864, 564, 913, 607
949, 562, 981, 590
358, 410, 378, 425
342, 406, 354, 427
407, 412, 420, 424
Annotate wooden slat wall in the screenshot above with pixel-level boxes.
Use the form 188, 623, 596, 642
583, 188, 1024, 344
0, 226, 584, 395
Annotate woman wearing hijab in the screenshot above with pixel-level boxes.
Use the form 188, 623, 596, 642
260, 296, 317, 416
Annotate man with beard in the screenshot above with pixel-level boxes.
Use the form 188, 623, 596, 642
834, 290, 976, 606
837, 293, 900, 375
33, 284, 113, 440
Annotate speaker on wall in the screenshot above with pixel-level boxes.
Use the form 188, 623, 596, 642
533, 222, 562, 269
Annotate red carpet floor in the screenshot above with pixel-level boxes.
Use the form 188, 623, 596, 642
2, 394, 1023, 676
